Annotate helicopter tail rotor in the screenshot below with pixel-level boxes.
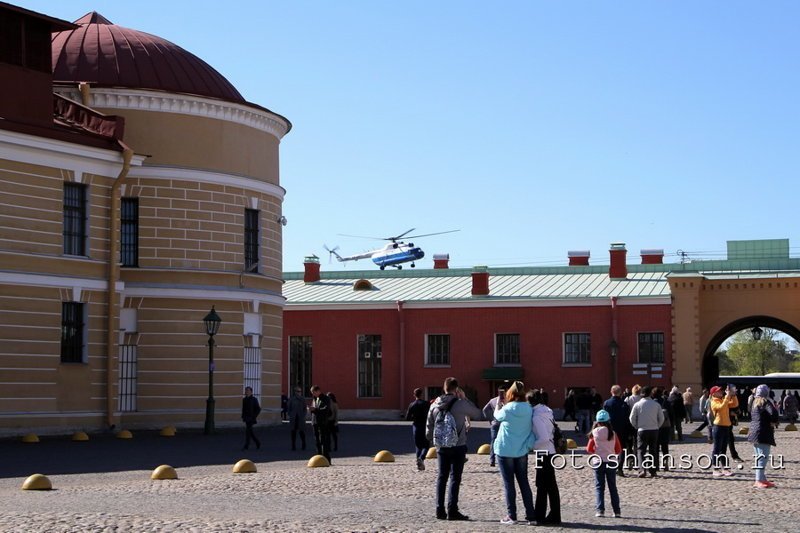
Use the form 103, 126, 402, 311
324, 244, 343, 263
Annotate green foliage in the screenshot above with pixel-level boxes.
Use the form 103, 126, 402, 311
715, 328, 795, 375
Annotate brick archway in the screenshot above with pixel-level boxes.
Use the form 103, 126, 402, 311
701, 315, 800, 387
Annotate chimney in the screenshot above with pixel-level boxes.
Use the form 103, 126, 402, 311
433, 253, 450, 269
471, 266, 490, 296
640, 248, 664, 264
568, 250, 590, 266
609, 243, 627, 279
303, 255, 321, 283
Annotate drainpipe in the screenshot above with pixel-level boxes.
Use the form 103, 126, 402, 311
397, 300, 405, 411
610, 296, 619, 385
106, 146, 134, 428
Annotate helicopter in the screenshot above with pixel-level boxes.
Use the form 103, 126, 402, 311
325, 228, 459, 270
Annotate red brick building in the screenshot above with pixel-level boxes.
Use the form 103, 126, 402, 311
282, 245, 673, 416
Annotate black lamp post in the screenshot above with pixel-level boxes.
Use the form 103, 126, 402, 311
203, 306, 221, 435
609, 339, 619, 384
751, 326, 763, 341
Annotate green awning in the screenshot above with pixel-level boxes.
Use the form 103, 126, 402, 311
481, 367, 524, 381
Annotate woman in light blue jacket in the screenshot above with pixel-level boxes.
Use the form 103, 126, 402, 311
493, 381, 535, 525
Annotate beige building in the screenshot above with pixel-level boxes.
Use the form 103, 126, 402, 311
0, 6, 290, 434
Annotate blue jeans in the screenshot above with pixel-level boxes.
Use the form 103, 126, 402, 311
753, 443, 770, 482
412, 425, 429, 461
593, 461, 620, 514
436, 445, 467, 513
577, 410, 591, 434
489, 424, 499, 464
711, 425, 729, 469
497, 455, 535, 521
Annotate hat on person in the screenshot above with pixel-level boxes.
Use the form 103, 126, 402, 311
596, 410, 611, 422
710, 386, 723, 395
755, 384, 770, 398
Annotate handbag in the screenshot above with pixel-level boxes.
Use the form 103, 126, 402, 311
551, 420, 568, 454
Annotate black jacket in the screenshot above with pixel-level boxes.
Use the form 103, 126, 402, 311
311, 393, 331, 425
602, 396, 632, 437
406, 399, 430, 429
748, 400, 778, 446
242, 395, 261, 424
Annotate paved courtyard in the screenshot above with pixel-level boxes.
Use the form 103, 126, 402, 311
0, 421, 798, 532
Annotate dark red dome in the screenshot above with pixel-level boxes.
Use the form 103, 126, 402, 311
51, 12, 245, 103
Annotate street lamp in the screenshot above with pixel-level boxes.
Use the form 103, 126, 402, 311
203, 306, 221, 435
609, 339, 619, 384
751, 326, 763, 341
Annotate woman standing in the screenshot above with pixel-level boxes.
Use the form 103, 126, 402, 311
709, 385, 738, 477
493, 381, 535, 525
748, 384, 779, 488
529, 389, 562, 526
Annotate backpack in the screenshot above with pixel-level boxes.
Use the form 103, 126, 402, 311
433, 397, 459, 448
551, 419, 568, 455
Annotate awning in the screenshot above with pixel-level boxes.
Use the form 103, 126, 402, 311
481, 367, 524, 381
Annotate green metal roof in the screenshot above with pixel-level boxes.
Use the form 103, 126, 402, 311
283, 255, 800, 306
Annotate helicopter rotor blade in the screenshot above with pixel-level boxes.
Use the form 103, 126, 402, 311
402, 229, 460, 239
337, 233, 384, 240
391, 228, 416, 241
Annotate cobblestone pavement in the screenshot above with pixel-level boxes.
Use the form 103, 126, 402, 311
0, 421, 798, 532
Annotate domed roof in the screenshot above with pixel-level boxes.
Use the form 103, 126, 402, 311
51, 12, 245, 103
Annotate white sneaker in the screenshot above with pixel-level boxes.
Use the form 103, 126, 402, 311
595, 511, 605, 517
712, 470, 723, 477
500, 516, 516, 525
613, 512, 621, 518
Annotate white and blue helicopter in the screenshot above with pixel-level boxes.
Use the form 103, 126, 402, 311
325, 228, 459, 270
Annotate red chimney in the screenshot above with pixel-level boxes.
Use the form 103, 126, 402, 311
471, 266, 489, 296
568, 250, 590, 266
640, 249, 664, 264
433, 253, 450, 269
609, 243, 627, 279
303, 255, 321, 283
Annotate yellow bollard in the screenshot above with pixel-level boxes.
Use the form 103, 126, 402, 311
21, 474, 52, 491
477, 444, 491, 455
21, 433, 39, 443
159, 426, 176, 437
739, 427, 749, 435
785, 423, 798, 432
566, 438, 577, 449
233, 459, 257, 473
307, 455, 330, 468
151, 465, 177, 480
689, 430, 704, 439
72, 431, 89, 441
116, 429, 133, 439
373, 450, 395, 462
426, 448, 437, 459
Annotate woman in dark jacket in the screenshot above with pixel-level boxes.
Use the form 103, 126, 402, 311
748, 384, 779, 488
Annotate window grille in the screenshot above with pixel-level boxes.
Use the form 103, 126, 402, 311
63, 183, 87, 256
244, 345, 262, 399
638, 332, 665, 364
564, 333, 591, 364
289, 336, 313, 397
496, 333, 520, 365
426, 334, 450, 365
358, 334, 382, 397
244, 209, 259, 272
118, 344, 137, 411
60, 302, 84, 363
120, 198, 139, 267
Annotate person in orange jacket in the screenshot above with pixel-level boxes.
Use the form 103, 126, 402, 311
709, 385, 739, 477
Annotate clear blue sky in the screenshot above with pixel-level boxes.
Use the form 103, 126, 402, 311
23, 0, 800, 271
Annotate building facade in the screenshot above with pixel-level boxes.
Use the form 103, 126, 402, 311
0, 5, 290, 434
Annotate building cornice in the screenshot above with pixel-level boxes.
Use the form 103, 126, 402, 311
285, 296, 671, 311
0, 128, 145, 177
55, 87, 290, 141
128, 165, 285, 201
123, 285, 285, 307
0, 271, 123, 292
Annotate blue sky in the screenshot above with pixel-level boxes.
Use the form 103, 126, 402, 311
24, 0, 800, 271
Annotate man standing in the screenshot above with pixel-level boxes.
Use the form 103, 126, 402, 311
575, 389, 592, 434
629, 385, 664, 478
482, 386, 505, 467
602, 385, 632, 475
287, 386, 307, 451
406, 388, 431, 471
241, 386, 261, 450
310, 385, 332, 463
426, 377, 483, 521
682, 386, 694, 424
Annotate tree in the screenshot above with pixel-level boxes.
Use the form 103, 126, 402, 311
714, 328, 791, 376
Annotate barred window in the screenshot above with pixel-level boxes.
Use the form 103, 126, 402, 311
289, 336, 312, 397
426, 334, 450, 366
61, 302, 85, 363
638, 332, 665, 363
358, 334, 382, 398
496, 333, 520, 365
244, 209, 259, 272
564, 333, 591, 364
120, 198, 139, 267
63, 183, 87, 256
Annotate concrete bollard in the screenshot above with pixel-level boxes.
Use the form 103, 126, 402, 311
233, 459, 257, 473
566, 438, 577, 449
785, 423, 798, 432
160, 426, 176, 437
21, 433, 39, 443
72, 431, 89, 441
739, 427, 749, 435
477, 444, 491, 455
21, 474, 52, 491
373, 450, 395, 462
116, 429, 133, 439
426, 448, 438, 459
307, 455, 330, 468
151, 465, 177, 480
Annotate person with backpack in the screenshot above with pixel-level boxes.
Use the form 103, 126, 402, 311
587, 410, 622, 518
425, 377, 483, 521
492, 381, 535, 525
528, 389, 562, 526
